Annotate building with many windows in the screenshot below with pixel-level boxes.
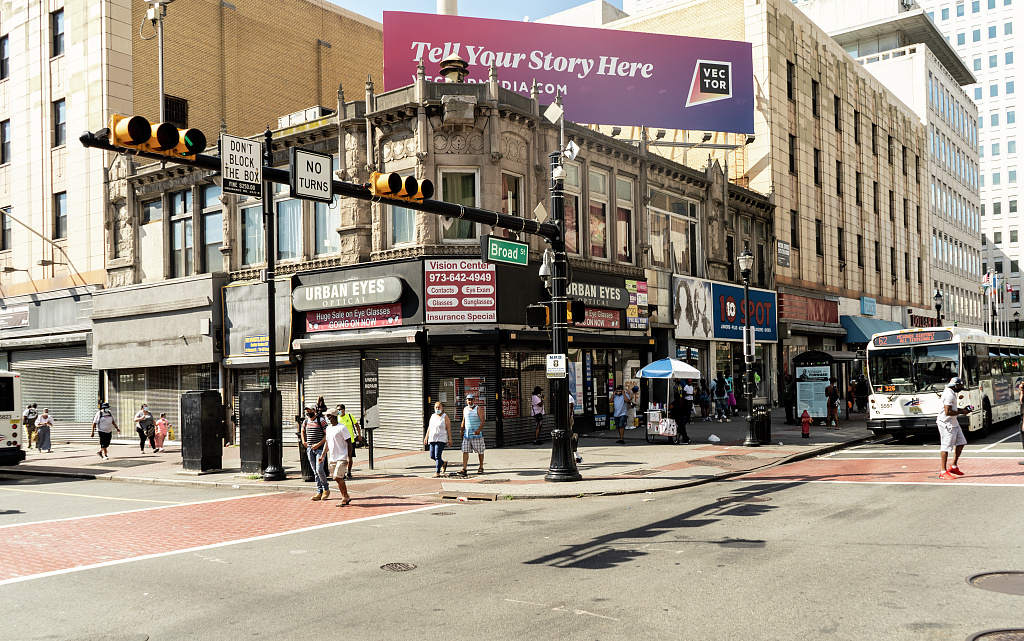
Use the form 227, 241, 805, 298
917, 0, 1021, 331
0, 0, 381, 439
794, 0, 984, 329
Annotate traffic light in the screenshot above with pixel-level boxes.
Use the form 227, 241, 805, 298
568, 299, 585, 325
108, 114, 207, 159
527, 300, 585, 329
368, 172, 434, 201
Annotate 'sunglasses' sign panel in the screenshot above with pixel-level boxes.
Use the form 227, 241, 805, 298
383, 12, 754, 134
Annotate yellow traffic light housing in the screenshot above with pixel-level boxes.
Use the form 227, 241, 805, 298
368, 172, 434, 201
107, 114, 206, 159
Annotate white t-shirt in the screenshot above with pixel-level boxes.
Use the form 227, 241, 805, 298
531, 394, 544, 416
35, 414, 54, 427
93, 410, 115, 433
325, 423, 352, 463
426, 413, 449, 443
936, 387, 959, 429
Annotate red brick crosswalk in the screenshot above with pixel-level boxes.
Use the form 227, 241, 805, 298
745, 456, 1024, 485
0, 493, 435, 585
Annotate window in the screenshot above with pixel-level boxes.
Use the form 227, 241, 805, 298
976, 87, 983, 100
905, 252, 910, 281
891, 248, 897, 281
1006, 22, 1013, 35
887, 137, 894, 164
996, 260, 1004, 273
789, 135, 797, 174
169, 189, 193, 278
0, 207, 10, 251
991, 84, 999, 97
873, 181, 879, 214
53, 192, 66, 239
974, 29, 982, 42
1009, 110, 1017, 124
834, 95, 841, 131
875, 240, 881, 272
1012, 229, 1019, 243
141, 199, 161, 225
993, 113, 1000, 126
241, 206, 264, 266
164, 95, 189, 130
790, 209, 799, 249
649, 190, 698, 275
959, 2, 966, 15
857, 234, 864, 267
1008, 81, 1016, 94
615, 177, 633, 263
889, 190, 895, 221
918, 257, 923, 284
1, 120, 10, 164
904, 198, 909, 228
958, 32, 966, 45
52, 99, 65, 147
837, 227, 845, 262
942, 7, 950, 19
917, 206, 922, 232
201, 185, 222, 272
563, 163, 580, 254
787, 61, 795, 101
974, 0, 981, 11
497, 171, 523, 242
990, 25, 997, 39
854, 111, 861, 145
872, 124, 878, 155
983, 233, 989, 246
990, 0, 997, 7
902, 145, 908, 174
440, 171, 477, 240
0, 36, 9, 80
1013, 260, 1020, 273
51, 9, 64, 57
1012, 200, 1018, 213
815, 219, 823, 256
276, 199, 301, 260
1008, 51, 1015, 65
1011, 170, 1018, 183
995, 231, 1003, 243
855, 171, 862, 205
836, 160, 843, 196
993, 143, 1001, 155
813, 148, 821, 185
975, 57, 983, 71
994, 172, 1002, 185
811, 80, 819, 117
588, 168, 609, 259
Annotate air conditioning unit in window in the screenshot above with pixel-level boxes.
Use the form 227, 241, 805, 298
276, 106, 337, 130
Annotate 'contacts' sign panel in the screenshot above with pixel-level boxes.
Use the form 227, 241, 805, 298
383, 12, 754, 134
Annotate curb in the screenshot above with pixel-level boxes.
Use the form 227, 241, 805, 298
0, 435, 881, 499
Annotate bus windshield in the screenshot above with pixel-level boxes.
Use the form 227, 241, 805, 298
868, 344, 961, 394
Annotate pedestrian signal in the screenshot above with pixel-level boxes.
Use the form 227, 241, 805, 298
108, 114, 207, 159
368, 172, 434, 201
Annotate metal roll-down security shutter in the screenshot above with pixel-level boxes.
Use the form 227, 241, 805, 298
12, 346, 98, 443
366, 348, 423, 450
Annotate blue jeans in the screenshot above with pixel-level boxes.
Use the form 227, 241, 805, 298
307, 446, 328, 493
428, 441, 446, 473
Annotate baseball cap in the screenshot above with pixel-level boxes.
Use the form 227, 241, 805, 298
325, 408, 339, 417
948, 377, 965, 387
100, 402, 110, 409
466, 393, 475, 399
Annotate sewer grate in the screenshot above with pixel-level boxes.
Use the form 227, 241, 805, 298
717, 495, 772, 503
968, 572, 1024, 596
967, 630, 1024, 641
712, 454, 756, 462
89, 459, 154, 468
380, 563, 416, 572
431, 512, 456, 516
620, 469, 660, 476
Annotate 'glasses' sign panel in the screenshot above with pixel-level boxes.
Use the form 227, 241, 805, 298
383, 12, 754, 134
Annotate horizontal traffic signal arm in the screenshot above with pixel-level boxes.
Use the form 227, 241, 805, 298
80, 129, 559, 241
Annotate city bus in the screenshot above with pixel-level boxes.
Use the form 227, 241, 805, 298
866, 327, 1024, 438
0, 371, 23, 465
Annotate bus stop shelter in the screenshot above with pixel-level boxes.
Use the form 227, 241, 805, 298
792, 350, 860, 423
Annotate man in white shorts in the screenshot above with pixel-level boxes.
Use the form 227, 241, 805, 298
937, 377, 968, 480
323, 409, 353, 506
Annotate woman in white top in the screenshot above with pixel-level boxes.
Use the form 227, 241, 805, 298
34, 408, 54, 453
424, 401, 453, 477
531, 386, 545, 445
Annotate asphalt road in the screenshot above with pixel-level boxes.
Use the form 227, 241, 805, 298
3, 423, 1024, 641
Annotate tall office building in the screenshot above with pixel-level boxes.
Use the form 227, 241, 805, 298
794, 0, 984, 329
917, 0, 1021, 331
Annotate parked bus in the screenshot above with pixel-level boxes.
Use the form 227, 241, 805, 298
866, 327, 1024, 438
0, 371, 24, 465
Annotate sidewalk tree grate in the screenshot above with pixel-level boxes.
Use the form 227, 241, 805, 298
968, 572, 1024, 596
380, 563, 417, 572
89, 459, 154, 468
717, 495, 772, 503
620, 469, 661, 476
967, 631, 1024, 640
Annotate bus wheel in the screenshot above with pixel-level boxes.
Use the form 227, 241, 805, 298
980, 400, 993, 437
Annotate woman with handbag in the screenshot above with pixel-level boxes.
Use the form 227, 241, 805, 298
34, 408, 54, 453
134, 404, 157, 453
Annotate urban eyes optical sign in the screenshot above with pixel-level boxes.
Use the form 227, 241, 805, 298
383, 12, 754, 134
291, 277, 403, 312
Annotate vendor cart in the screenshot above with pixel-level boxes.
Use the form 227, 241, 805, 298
638, 358, 700, 444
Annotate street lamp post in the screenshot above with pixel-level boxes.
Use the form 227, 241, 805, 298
933, 291, 943, 327
1015, 311, 1020, 338
738, 249, 758, 448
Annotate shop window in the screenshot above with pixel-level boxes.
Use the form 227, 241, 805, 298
241, 205, 264, 266
440, 170, 477, 241
276, 199, 301, 260
615, 176, 633, 263
201, 184, 222, 273
588, 168, 609, 259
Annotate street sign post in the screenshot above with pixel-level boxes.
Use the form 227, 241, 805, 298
480, 235, 529, 267
546, 353, 567, 379
221, 134, 261, 197
289, 148, 333, 203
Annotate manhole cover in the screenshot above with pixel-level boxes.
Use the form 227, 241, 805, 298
431, 512, 455, 516
380, 563, 416, 572
967, 630, 1024, 640
717, 495, 772, 503
89, 459, 153, 468
476, 479, 510, 484
621, 469, 660, 476
968, 572, 1024, 596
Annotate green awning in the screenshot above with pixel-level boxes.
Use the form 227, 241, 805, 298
840, 316, 904, 344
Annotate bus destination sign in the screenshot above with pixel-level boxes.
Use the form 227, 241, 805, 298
872, 330, 953, 347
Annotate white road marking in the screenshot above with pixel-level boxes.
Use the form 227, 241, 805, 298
0, 492, 282, 531
0, 487, 182, 504
506, 599, 620, 622
980, 432, 1022, 451
0, 503, 438, 587
780, 480, 1024, 487
831, 449, 1023, 454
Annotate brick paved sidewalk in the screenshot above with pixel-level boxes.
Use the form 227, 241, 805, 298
2, 410, 877, 499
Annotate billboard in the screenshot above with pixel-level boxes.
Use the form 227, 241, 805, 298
711, 282, 777, 342
383, 12, 754, 134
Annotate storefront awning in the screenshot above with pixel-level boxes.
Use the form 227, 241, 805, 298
840, 316, 903, 344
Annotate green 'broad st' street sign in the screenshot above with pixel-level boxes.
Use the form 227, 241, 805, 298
480, 235, 529, 267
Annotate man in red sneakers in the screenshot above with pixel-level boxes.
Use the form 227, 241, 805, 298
937, 377, 968, 480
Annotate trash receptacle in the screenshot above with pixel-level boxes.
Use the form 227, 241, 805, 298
181, 390, 224, 472
239, 389, 280, 475
753, 402, 772, 445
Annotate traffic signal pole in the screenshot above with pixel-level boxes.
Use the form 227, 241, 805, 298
261, 127, 285, 481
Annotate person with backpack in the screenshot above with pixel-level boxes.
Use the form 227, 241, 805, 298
22, 404, 37, 450
825, 377, 841, 429
91, 402, 119, 460
301, 404, 331, 501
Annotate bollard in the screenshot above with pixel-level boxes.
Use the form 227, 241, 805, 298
263, 438, 285, 481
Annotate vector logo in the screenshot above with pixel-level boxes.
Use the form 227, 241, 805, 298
687, 60, 733, 107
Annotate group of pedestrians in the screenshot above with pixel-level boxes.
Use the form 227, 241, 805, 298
21, 404, 54, 453
424, 393, 486, 478
85, 402, 173, 459
300, 399, 359, 506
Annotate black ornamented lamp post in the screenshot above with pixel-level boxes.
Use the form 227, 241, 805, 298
737, 249, 758, 447
933, 290, 943, 326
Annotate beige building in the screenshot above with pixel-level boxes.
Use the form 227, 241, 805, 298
595, 0, 931, 374
0, 0, 381, 437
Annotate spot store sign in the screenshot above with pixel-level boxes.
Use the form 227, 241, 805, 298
424, 259, 496, 323
306, 304, 403, 332
711, 283, 777, 342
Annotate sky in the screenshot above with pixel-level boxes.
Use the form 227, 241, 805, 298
327, 0, 623, 25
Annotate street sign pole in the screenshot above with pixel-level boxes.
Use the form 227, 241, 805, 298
262, 127, 284, 481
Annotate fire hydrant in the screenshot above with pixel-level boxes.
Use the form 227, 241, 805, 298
800, 409, 811, 439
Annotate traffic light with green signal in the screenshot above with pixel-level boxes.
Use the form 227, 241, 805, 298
108, 114, 207, 159
368, 172, 434, 202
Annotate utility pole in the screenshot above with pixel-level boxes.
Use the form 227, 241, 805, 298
145, 1, 175, 122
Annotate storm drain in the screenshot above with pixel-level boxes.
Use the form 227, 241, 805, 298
716, 495, 772, 503
380, 563, 416, 572
968, 572, 1024, 596
620, 469, 660, 476
966, 630, 1024, 640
